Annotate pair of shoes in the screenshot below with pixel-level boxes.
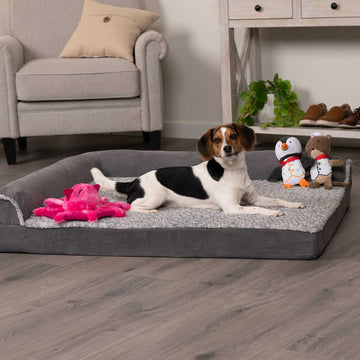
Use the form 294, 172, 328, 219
300, 103, 353, 127
338, 107, 360, 128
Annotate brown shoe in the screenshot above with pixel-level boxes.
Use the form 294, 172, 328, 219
339, 107, 360, 128
316, 104, 352, 127
299, 103, 327, 126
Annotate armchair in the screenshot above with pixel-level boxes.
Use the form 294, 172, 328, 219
0, 0, 168, 164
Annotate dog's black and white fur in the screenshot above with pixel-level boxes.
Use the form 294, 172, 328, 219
91, 123, 305, 216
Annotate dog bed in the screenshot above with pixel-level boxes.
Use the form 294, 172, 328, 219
0, 150, 352, 259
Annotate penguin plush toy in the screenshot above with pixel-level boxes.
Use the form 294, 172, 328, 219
268, 136, 315, 188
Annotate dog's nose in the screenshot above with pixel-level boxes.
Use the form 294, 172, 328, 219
223, 145, 232, 153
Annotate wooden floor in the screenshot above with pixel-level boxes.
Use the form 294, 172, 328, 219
0, 134, 359, 360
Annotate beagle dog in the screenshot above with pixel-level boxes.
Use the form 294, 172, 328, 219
91, 123, 304, 216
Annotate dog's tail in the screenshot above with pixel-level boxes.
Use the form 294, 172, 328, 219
90, 168, 135, 195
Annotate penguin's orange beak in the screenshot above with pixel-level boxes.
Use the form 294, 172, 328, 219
281, 143, 288, 150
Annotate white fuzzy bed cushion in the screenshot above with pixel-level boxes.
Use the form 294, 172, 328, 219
25, 178, 346, 234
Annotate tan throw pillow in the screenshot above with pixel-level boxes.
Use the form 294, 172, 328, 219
59, 0, 160, 62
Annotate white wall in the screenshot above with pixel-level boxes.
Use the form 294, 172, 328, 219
143, 0, 222, 138
2, 1, 360, 140
0, 0, 9, 35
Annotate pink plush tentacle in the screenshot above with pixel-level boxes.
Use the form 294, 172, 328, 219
33, 207, 63, 219
43, 198, 64, 208
82, 210, 98, 222
113, 208, 127, 217
55, 211, 90, 224
95, 208, 116, 219
111, 201, 131, 211
95, 207, 126, 218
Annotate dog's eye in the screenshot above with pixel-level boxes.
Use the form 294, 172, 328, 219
213, 138, 222, 144
230, 134, 238, 140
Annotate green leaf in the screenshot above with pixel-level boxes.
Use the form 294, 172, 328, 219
288, 94, 297, 103
244, 116, 255, 126
249, 80, 265, 92
283, 80, 291, 90
260, 93, 268, 103
239, 105, 247, 113
255, 99, 265, 109
254, 84, 266, 96
240, 91, 250, 101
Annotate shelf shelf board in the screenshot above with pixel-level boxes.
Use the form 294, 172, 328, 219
251, 125, 360, 140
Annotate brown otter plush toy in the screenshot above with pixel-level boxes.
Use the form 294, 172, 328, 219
304, 132, 348, 190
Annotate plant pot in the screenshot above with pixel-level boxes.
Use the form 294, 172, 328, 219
256, 94, 274, 125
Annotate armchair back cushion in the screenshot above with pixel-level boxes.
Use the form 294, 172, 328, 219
9, 0, 143, 62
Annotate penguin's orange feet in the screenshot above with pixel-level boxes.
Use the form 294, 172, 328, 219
299, 178, 310, 188
283, 184, 293, 189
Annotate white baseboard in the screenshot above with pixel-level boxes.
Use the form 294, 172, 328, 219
162, 120, 220, 139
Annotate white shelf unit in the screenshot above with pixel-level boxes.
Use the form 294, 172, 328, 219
219, 0, 360, 145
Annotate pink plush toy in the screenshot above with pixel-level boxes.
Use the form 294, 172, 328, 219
33, 183, 131, 223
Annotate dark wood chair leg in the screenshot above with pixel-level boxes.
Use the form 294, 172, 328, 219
142, 131, 151, 144
18, 137, 27, 151
149, 131, 161, 150
2, 138, 16, 165
143, 131, 161, 149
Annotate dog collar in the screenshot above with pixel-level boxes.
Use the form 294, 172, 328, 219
278, 156, 300, 168
315, 154, 328, 161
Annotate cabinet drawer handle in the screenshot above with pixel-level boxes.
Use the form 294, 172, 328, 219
331, 2, 338, 10
254, 4, 262, 12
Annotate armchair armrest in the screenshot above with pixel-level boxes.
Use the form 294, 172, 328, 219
0, 35, 24, 138
0, 35, 24, 71
134, 30, 168, 132
135, 30, 168, 61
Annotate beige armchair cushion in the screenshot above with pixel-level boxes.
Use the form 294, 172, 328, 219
16, 58, 140, 101
59, 0, 159, 62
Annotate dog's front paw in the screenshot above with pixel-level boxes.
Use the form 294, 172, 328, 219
269, 210, 284, 217
131, 207, 158, 214
289, 202, 305, 209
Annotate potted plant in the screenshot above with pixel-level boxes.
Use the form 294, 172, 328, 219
237, 73, 305, 128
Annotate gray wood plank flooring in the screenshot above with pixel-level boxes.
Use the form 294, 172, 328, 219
0, 134, 359, 360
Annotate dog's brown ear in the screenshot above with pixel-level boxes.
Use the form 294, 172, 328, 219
197, 129, 214, 160
233, 123, 255, 151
